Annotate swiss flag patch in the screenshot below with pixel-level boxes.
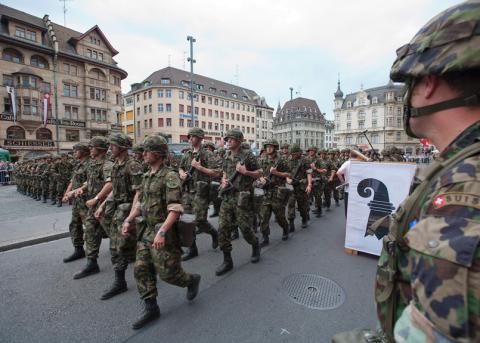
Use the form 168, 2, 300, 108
433, 195, 445, 209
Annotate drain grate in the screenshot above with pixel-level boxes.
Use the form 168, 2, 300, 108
282, 273, 346, 310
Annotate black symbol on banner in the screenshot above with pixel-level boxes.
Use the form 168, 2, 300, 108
357, 178, 395, 238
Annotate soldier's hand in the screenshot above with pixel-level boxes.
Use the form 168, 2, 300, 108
221, 179, 229, 189
270, 166, 277, 174
310, 163, 316, 170
286, 177, 293, 185
121, 222, 131, 236
85, 198, 98, 208
305, 184, 312, 194
62, 194, 69, 203
236, 163, 247, 175
259, 176, 267, 185
153, 233, 165, 249
179, 170, 187, 180
75, 188, 84, 197
94, 206, 104, 220
191, 159, 201, 170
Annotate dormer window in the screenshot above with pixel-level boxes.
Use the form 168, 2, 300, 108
242, 96, 248, 101
15, 26, 36, 42
347, 101, 352, 108
220, 90, 227, 96
196, 84, 204, 90
372, 97, 378, 104
160, 78, 171, 85
209, 87, 216, 93
232, 93, 238, 99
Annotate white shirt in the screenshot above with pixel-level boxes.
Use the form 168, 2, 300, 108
336, 160, 352, 192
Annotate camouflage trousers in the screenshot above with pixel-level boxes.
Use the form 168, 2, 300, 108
287, 186, 310, 220
134, 227, 192, 300
109, 202, 137, 271
84, 205, 106, 259
192, 181, 216, 235
260, 189, 289, 235
324, 182, 333, 208
41, 178, 49, 198
218, 191, 258, 253
69, 198, 87, 247
49, 178, 57, 200
56, 178, 68, 201
312, 180, 325, 210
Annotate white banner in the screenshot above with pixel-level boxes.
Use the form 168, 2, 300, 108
345, 161, 416, 256
6, 86, 16, 124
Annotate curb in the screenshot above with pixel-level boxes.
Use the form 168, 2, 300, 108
0, 232, 70, 252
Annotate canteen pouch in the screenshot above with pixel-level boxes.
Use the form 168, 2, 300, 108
196, 180, 209, 198
237, 190, 251, 210
176, 220, 195, 247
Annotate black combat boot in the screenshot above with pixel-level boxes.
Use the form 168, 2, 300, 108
132, 297, 160, 330
282, 225, 289, 241
250, 242, 261, 263
100, 270, 128, 300
186, 274, 201, 301
301, 218, 309, 228
289, 219, 295, 233
211, 230, 219, 249
51, 198, 57, 205
231, 227, 239, 240
63, 246, 85, 263
73, 258, 100, 279
42, 196, 47, 203
316, 207, 323, 218
57, 200, 62, 207
182, 241, 199, 261
36, 194, 41, 201
260, 234, 269, 248
215, 252, 233, 276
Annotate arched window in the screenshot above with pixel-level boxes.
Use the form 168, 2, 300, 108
3, 48, 23, 63
88, 68, 106, 81
6, 126, 25, 139
30, 55, 49, 69
36, 128, 52, 140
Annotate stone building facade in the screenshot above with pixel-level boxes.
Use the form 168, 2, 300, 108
333, 80, 420, 154
272, 97, 326, 150
124, 66, 272, 147
0, 4, 127, 160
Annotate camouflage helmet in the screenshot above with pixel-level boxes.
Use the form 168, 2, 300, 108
391, 1, 480, 83
143, 135, 168, 156
132, 144, 144, 153
290, 144, 302, 154
153, 132, 171, 141
89, 136, 109, 150
203, 141, 216, 150
224, 128, 243, 142
73, 142, 89, 153
281, 143, 290, 149
307, 146, 318, 152
263, 139, 279, 149
187, 127, 205, 139
109, 132, 132, 149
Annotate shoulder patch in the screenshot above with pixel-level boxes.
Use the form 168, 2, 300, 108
165, 171, 181, 189
433, 193, 480, 210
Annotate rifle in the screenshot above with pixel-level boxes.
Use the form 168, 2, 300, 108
289, 159, 304, 187
219, 159, 245, 197
256, 157, 280, 190
182, 154, 199, 192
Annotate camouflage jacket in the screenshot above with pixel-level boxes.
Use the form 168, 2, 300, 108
288, 156, 312, 184
258, 153, 290, 187
180, 146, 216, 184
223, 148, 259, 192
377, 121, 480, 342
71, 157, 90, 190
111, 156, 144, 204
86, 155, 113, 198
139, 166, 183, 227
307, 155, 327, 181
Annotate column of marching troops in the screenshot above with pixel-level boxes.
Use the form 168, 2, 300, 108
12, 128, 405, 330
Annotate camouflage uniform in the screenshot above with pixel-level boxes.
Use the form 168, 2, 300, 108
258, 140, 290, 245
287, 145, 312, 227
307, 148, 327, 217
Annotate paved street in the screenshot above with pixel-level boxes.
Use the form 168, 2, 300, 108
0, 185, 379, 343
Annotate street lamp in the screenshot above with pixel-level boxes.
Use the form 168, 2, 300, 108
187, 35, 196, 125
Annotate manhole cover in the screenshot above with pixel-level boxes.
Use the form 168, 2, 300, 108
282, 273, 346, 310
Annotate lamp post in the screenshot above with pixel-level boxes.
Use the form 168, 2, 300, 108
187, 35, 196, 126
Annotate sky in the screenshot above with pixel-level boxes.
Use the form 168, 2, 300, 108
4, 0, 460, 119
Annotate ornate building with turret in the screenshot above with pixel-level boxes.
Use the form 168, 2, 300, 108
0, 4, 127, 160
272, 97, 326, 150
333, 80, 420, 154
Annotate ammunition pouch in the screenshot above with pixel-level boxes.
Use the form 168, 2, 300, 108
237, 190, 252, 210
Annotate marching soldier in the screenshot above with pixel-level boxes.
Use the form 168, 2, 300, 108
179, 128, 219, 261
73, 136, 113, 280
307, 147, 328, 218
132, 144, 149, 173
257, 139, 290, 247
61, 143, 90, 263
215, 128, 261, 276
122, 135, 201, 329
286, 144, 312, 232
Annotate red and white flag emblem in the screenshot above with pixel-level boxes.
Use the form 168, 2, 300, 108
433, 195, 445, 209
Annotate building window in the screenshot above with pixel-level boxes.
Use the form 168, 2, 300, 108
166, 118, 172, 127
397, 117, 402, 128
3, 48, 23, 63
158, 104, 164, 112
208, 97, 212, 104
112, 75, 121, 86
91, 108, 107, 122
3, 75, 13, 87
88, 68, 106, 81
160, 78, 170, 85
158, 89, 164, 98
158, 118, 164, 127
358, 120, 364, 129
30, 56, 48, 69
63, 63, 78, 76
36, 127, 52, 140
66, 129, 80, 142
179, 104, 184, 112
63, 84, 78, 97
149, 119, 152, 128
179, 119, 184, 127
165, 90, 172, 98
6, 125, 25, 139
64, 105, 79, 119
347, 122, 351, 130
89, 87, 106, 101
144, 120, 147, 129
372, 134, 379, 144
396, 131, 401, 141
347, 112, 351, 120
148, 90, 152, 99
143, 106, 147, 114
148, 104, 152, 113
208, 122, 212, 130
166, 104, 172, 112
372, 119, 377, 128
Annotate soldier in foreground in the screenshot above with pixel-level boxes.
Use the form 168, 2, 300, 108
333, 1, 480, 341
216, 128, 261, 276
122, 135, 201, 330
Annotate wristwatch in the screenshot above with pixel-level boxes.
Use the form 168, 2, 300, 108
94, 195, 100, 201
158, 230, 167, 237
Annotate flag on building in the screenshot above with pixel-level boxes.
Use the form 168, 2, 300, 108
6, 86, 16, 125
43, 93, 51, 126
